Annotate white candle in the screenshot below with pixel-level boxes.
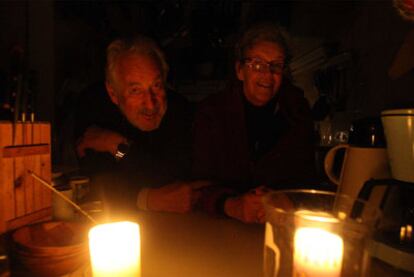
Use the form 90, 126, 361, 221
89, 221, 141, 277
294, 227, 343, 277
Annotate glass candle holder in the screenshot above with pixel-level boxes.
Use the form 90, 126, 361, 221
263, 190, 381, 277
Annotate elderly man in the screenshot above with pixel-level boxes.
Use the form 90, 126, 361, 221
75, 36, 197, 213
193, 23, 316, 223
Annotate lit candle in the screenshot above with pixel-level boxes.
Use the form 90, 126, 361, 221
294, 227, 343, 277
88, 221, 141, 277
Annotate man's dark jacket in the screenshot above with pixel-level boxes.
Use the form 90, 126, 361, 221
75, 82, 193, 211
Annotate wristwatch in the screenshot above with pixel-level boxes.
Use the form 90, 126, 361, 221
115, 142, 130, 161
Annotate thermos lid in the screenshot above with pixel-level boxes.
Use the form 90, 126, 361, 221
381, 109, 414, 116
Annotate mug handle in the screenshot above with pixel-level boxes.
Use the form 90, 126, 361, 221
324, 144, 349, 186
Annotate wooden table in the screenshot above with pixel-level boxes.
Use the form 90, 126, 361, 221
4, 211, 264, 277
138, 211, 264, 277
118, 211, 414, 277
5, 210, 414, 277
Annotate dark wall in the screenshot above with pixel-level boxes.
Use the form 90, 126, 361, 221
1, 1, 413, 166
290, 1, 414, 118
0, 0, 54, 122
340, 1, 414, 113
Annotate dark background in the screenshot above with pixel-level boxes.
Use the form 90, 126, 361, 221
0, 0, 413, 167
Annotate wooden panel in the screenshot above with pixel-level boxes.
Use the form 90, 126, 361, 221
6, 207, 52, 231
0, 121, 52, 234
0, 122, 52, 233
14, 123, 26, 217
0, 122, 15, 232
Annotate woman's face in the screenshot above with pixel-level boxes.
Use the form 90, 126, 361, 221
236, 41, 286, 106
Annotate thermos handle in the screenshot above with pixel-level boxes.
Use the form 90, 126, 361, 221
350, 178, 405, 218
324, 144, 349, 186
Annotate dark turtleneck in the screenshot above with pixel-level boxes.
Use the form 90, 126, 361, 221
243, 94, 289, 161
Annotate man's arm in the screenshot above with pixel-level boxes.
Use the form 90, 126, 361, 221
76, 125, 128, 158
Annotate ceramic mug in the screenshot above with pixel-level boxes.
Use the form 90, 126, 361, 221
324, 145, 391, 200
52, 187, 74, 221
324, 116, 391, 203
381, 109, 414, 182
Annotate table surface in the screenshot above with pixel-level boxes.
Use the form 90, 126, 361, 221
138, 211, 264, 277
4, 211, 414, 277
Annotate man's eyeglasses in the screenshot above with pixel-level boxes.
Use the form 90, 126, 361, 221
242, 58, 285, 75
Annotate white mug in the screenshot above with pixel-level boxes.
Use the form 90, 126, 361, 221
324, 145, 391, 200
52, 188, 74, 221
381, 109, 414, 182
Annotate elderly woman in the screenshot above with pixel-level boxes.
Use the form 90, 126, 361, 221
193, 22, 316, 223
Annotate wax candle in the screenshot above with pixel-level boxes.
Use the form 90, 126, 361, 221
294, 227, 343, 277
89, 221, 141, 277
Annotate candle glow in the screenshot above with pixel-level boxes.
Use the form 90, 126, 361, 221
294, 227, 343, 277
88, 221, 141, 277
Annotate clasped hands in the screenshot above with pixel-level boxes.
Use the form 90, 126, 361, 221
224, 187, 268, 224
147, 183, 269, 224
76, 126, 271, 223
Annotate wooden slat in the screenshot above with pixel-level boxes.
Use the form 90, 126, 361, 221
14, 123, 26, 217
40, 123, 52, 209
33, 123, 43, 211
2, 144, 50, 157
24, 123, 35, 214
6, 207, 52, 231
0, 122, 15, 233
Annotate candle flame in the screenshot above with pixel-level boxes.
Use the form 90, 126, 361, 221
294, 227, 343, 275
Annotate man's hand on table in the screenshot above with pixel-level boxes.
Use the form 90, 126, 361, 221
146, 181, 211, 213
224, 187, 267, 224
76, 125, 127, 158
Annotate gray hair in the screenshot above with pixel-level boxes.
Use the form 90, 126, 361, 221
235, 22, 291, 64
106, 36, 169, 86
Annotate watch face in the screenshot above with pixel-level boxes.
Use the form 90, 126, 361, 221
117, 143, 129, 154
115, 143, 130, 160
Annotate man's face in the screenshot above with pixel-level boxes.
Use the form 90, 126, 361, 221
106, 53, 167, 131
236, 41, 285, 106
